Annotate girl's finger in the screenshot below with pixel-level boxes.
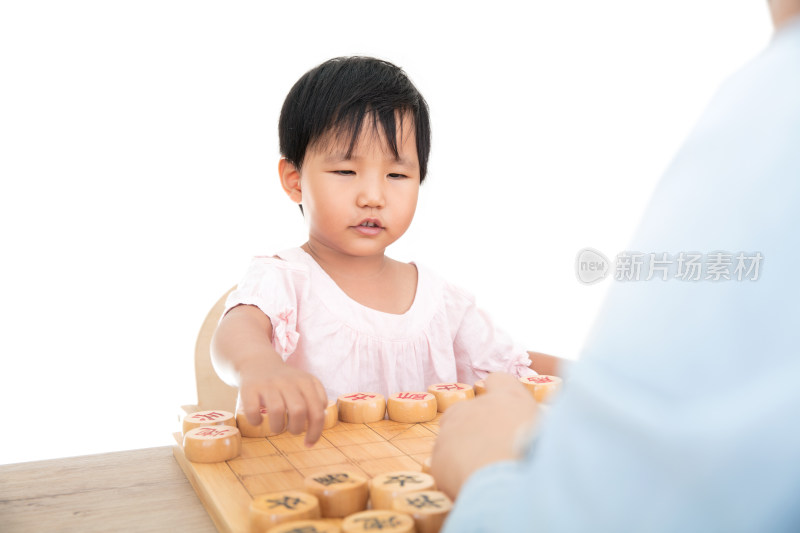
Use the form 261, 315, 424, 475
263, 386, 288, 434
242, 388, 265, 426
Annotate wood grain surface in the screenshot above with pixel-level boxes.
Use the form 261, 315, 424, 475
0, 447, 216, 533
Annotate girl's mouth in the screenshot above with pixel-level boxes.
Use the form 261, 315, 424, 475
353, 218, 383, 235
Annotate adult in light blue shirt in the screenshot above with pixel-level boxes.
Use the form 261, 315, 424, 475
432, 2, 800, 531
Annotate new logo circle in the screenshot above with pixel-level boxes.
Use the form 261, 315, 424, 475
575, 248, 610, 284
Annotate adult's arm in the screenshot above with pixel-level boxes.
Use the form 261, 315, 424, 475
439, 24, 800, 532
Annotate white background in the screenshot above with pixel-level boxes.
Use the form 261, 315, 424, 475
0, 1, 771, 464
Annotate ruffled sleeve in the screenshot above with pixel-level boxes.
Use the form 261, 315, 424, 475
446, 283, 536, 383
222, 256, 308, 360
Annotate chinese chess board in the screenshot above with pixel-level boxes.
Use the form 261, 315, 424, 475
172, 414, 442, 533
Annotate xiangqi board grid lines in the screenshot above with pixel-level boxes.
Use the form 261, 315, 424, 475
172, 413, 441, 533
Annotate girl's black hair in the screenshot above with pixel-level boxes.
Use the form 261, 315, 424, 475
279, 56, 431, 182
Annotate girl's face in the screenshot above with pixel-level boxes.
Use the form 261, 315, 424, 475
297, 117, 421, 259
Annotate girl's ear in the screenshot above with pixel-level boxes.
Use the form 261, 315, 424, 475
279, 158, 302, 204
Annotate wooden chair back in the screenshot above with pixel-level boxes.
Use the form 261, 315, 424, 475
184, 286, 238, 415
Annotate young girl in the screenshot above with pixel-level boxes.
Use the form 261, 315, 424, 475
211, 56, 558, 446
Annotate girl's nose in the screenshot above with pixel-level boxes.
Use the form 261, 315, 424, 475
356, 175, 386, 208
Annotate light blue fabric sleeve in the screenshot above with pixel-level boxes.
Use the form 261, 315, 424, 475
443, 20, 800, 533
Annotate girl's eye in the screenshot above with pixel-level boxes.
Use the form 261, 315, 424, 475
334, 170, 355, 175
388, 173, 408, 179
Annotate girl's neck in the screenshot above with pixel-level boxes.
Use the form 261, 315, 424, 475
302, 241, 390, 281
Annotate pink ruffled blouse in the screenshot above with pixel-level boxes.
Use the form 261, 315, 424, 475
223, 247, 534, 401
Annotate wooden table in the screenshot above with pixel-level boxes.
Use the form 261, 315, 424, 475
0, 447, 216, 533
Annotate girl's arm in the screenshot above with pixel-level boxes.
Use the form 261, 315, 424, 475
211, 304, 328, 446
527, 351, 563, 377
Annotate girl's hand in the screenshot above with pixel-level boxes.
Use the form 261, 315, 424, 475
238, 356, 328, 447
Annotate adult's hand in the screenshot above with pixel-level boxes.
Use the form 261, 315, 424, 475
431, 372, 539, 499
